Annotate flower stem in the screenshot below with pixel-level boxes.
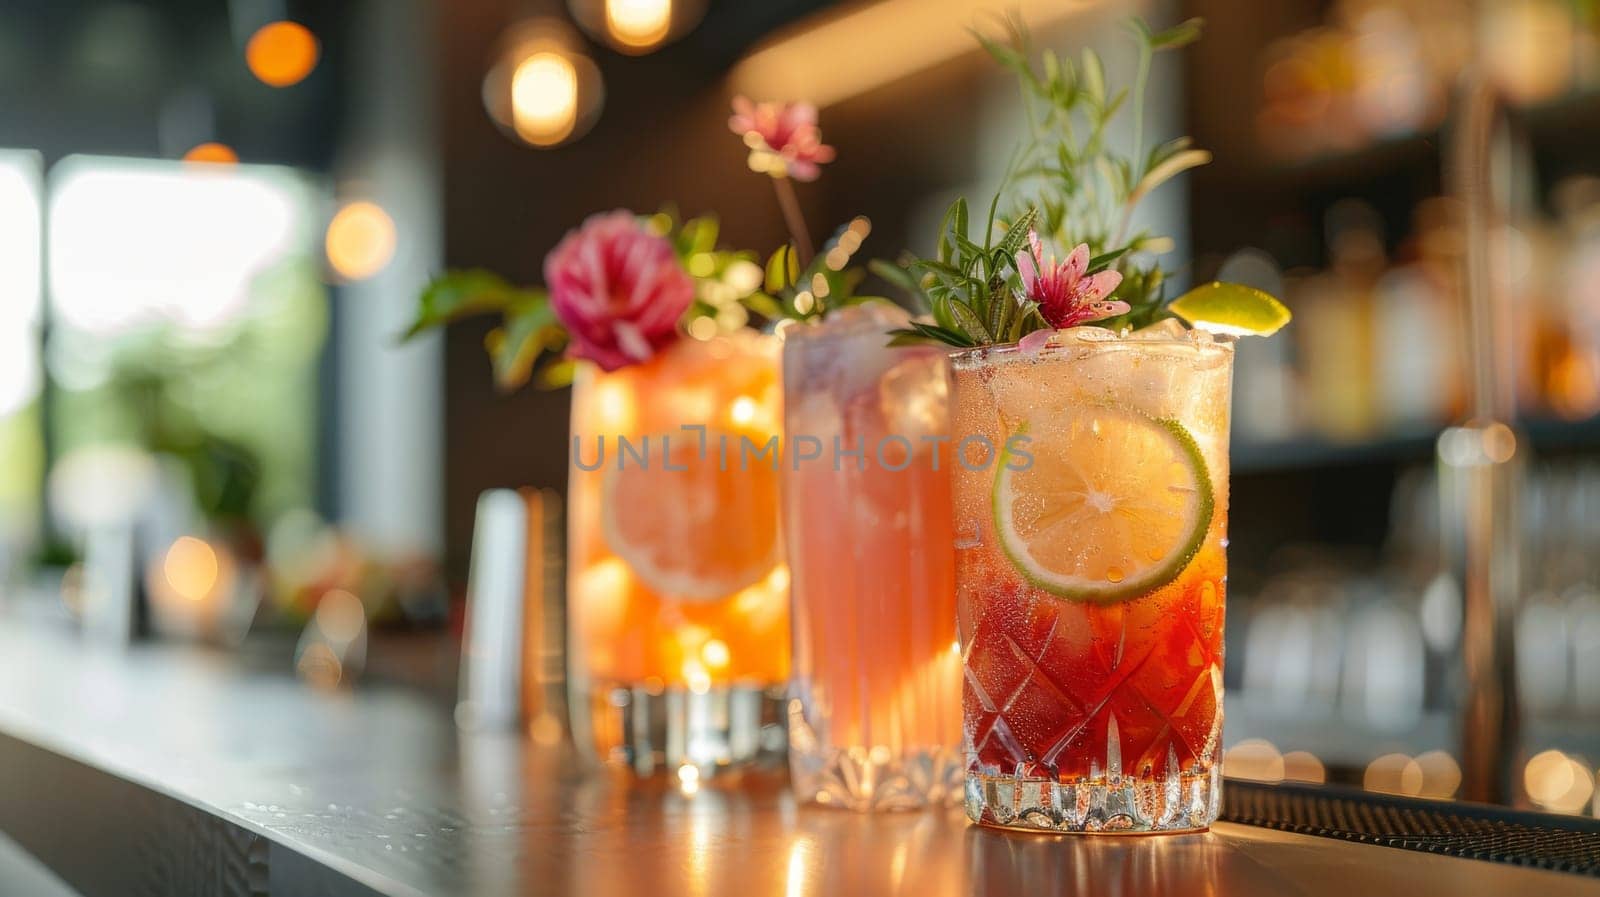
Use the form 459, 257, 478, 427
771, 176, 815, 269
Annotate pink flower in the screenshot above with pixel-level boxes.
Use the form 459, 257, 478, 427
544, 211, 695, 371
1016, 231, 1129, 329
728, 96, 836, 181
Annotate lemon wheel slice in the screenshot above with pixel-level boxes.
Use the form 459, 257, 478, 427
601, 431, 781, 601
992, 409, 1214, 603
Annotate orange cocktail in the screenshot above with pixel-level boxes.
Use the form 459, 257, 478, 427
951, 328, 1232, 833
567, 330, 788, 773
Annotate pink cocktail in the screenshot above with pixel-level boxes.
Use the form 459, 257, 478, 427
783, 305, 963, 810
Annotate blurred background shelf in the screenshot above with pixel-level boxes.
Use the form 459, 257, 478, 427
1235, 415, 1600, 474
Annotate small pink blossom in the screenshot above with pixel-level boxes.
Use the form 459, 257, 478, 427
1016, 231, 1129, 329
544, 210, 695, 371
728, 96, 836, 181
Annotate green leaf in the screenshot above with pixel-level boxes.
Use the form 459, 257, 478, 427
675, 215, 720, 258
869, 258, 920, 294
765, 245, 795, 293
1009, 300, 1045, 343
937, 198, 971, 264
534, 358, 577, 389
488, 298, 561, 390
948, 300, 993, 343
1150, 18, 1203, 51
929, 294, 961, 334
405, 270, 522, 340
1081, 48, 1105, 106
1087, 247, 1130, 273
886, 330, 932, 347
909, 257, 970, 282
1095, 156, 1124, 200
911, 320, 976, 347
1130, 149, 1211, 203
741, 291, 784, 319
1145, 136, 1193, 173
994, 207, 1039, 260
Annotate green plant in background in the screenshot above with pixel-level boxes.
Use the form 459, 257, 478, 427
50, 258, 325, 525
887, 15, 1286, 347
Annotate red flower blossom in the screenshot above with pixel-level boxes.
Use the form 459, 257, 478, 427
544, 211, 694, 371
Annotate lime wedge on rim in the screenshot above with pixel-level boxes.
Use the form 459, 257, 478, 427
993, 409, 1214, 603
1169, 282, 1291, 336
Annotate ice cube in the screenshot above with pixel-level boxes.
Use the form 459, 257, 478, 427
878, 352, 950, 442
1058, 325, 1119, 343
788, 390, 844, 444
1124, 318, 1190, 341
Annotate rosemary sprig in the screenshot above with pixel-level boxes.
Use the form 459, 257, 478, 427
888, 15, 1209, 348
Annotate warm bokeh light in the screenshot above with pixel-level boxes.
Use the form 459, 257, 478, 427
1415, 749, 1462, 799
245, 21, 319, 88
682, 658, 712, 695
315, 589, 367, 644
181, 142, 238, 165
511, 52, 579, 146
483, 21, 603, 149
1525, 749, 1596, 814
296, 640, 344, 688
700, 639, 730, 670
1364, 753, 1424, 796
325, 201, 397, 280
687, 316, 718, 340
1281, 750, 1327, 784
164, 536, 220, 603
1224, 738, 1285, 783
605, 0, 671, 50
676, 762, 700, 795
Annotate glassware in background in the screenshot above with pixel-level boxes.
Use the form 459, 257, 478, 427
1227, 458, 1600, 817
782, 304, 962, 811
1231, 178, 1600, 450
566, 330, 788, 775
953, 330, 1234, 833
1253, 0, 1597, 163
1294, 200, 1385, 441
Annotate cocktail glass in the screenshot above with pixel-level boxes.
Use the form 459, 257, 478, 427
567, 330, 789, 775
951, 327, 1232, 832
782, 305, 963, 810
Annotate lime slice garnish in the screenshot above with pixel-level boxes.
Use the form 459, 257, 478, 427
992, 410, 1214, 603
1169, 282, 1291, 336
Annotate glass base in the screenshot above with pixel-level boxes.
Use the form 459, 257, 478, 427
789, 737, 963, 812
574, 681, 787, 777
965, 766, 1220, 833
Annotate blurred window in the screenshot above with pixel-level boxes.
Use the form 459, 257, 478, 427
0, 150, 43, 560
45, 156, 328, 524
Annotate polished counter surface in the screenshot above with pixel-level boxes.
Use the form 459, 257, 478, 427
0, 621, 1592, 897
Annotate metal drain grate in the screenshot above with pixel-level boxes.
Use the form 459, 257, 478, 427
1222, 780, 1600, 876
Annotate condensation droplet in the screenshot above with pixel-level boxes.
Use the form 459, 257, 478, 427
1106, 567, 1125, 584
